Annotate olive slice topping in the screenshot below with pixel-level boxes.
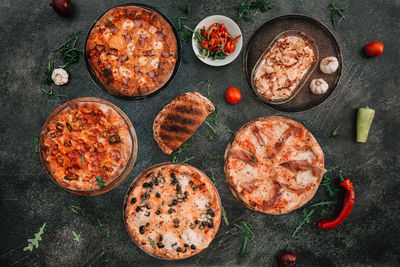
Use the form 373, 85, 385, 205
108, 134, 121, 144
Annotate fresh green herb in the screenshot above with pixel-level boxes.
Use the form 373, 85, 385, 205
106, 228, 111, 239
72, 231, 80, 242
34, 137, 39, 153
210, 170, 218, 186
81, 153, 85, 170
206, 153, 218, 162
105, 20, 113, 28
234, 221, 255, 264
237, 0, 274, 22
245, 149, 256, 163
226, 128, 235, 134
68, 205, 84, 214
221, 205, 229, 226
301, 121, 307, 126
331, 126, 340, 137
23, 222, 46, 251
43, 61, 54, 85
178, 5, 191, 18
53, 31, 81, 69
96, 176, 105, 188
42, 85, 66, 99
172, 142, 193, 164
326, 165, 340, 173
104, 257, 115, 263
292, 200, 337, 237
174, 5, 193, 43
151, 2, 171, 8
329, 2, 349, 30
321, 175, 336, 199
147, 237, 156, 248
97, 219, 104, 227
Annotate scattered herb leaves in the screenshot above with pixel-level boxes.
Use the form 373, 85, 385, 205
221, 205, 229, 226
172, 142, 193, 164
72, 231, 80, 242
210, 170, 218, 186
147, 237, 156, 248
81, 153, 85, 170
34, 137, 39, 152
53, 31, 81, 69
42, 85, 66, 99
97, 219, 104, 227
96, 176, 105, 188
68, 205, 84, 214
99, 251, 115, 263
151, 2, 171, 8
174, 5, 193, 43
206, 153, 218, 162
43, 61, 54, 85
106, 228, 111, 239
329, 2, 349, 30
237, 0, 274, 22
301, 121, 307, 126
23, 222, 46, 251
234, 221, 255, 264
245, 149, 256, 163
105, 20, 113, 28
226, 128, 235, 134
331, 126, 340, 137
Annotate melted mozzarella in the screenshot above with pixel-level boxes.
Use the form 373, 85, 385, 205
122, 20, 134, 29
138, 56, 148, 66
149, 26, 158, 34
153, 41, 163, 50
150, 58, 159, 69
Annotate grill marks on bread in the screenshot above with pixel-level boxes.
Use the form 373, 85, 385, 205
153, 93, 215, 155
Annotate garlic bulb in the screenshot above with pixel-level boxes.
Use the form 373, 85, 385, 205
310, 79, 329, 94
320, 57, 339, 74
51, 68, 69, 85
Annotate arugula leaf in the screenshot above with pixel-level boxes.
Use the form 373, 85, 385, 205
331, 126, 340, 137
326, 165, 340, 173
68, 205, 84, 214
106, 228, 111, 239
237, 0, 274, 22
147, 237, 156, 248
234, 221, 255, 264
53, 31, 81, 69
96, 176, 105, 188
221, 205, 229, 226
245, 149, 256, 163
97, 219, 104, 227
178, 5, 191, 18
81, 153, 85, 170
72, 231, 80, 242
23, 222, 46, 251
206, 153, 218, 162
210, 170, 218, 186
34, 137, 39, 153
329, 2, 349, 30
43, 61, 54, 85
174, 5, 193, 43
301, 121, 307, 126
172, 143, 193, 164
226, 128, 235, 134
104, 257, 115, 263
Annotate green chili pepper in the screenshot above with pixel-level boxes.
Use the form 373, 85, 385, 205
356, 106, 375, 143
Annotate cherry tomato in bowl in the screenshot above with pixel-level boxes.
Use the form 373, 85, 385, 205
364, 41, 384, 57
226, 87, 242, 104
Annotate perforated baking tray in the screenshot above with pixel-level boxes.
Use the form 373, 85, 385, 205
243, 14, 343, 112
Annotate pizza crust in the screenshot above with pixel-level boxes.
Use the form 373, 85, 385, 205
224, 116, 325, 215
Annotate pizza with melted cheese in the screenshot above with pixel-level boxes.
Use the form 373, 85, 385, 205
86, 5, 178, 97
224, 116, 325, 215
124, 163, 221, 259
40, 98, 136, 193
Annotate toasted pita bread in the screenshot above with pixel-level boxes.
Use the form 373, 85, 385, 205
153, 92, 215, 154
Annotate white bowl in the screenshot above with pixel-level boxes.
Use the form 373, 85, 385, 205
192, 15, 243, 67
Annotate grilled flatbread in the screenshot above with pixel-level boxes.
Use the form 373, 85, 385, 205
224, 116, 325, 215
153, 92, 215, 155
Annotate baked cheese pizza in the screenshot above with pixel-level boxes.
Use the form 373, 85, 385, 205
224, 116, 325, 215
86, 5, 178, 97
124, 163, 221, 260
40, 98, 137, 194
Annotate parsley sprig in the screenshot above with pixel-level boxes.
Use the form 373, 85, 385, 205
329, 2, 350, 30
23, 222, 46, 252
234, 221, 255, 264
237, 0, 274, 22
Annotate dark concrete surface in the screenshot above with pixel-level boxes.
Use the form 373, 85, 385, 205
1, 0, 399, 266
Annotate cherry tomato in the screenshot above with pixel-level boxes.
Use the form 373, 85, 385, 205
226, 87, 242, 104
224, 40, 236, 54
277, 251, 297, 267
364, 41, 384, 57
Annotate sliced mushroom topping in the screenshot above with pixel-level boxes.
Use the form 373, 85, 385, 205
95, 44, 105, 51
118, 54, 128, 62
156, 32, 165, 41
143, 50, 155, 56
161, 51, 170, 58
134, 18, 143, 27
109, 48, 118, 56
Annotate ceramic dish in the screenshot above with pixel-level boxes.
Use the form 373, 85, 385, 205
192, 15, 242, 67
39, 97, 138, 196
250, 30, 319, 105
123, 162, 221, 260
84, 3, 181, 100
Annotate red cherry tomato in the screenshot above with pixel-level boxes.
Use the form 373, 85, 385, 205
364, 41, 384, 57
226, 87, 242, 104
224, 40, 236, 54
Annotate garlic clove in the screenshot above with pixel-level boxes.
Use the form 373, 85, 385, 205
320, 56, 339, 74
51, 68, 69, 86
310, 78, 329, 95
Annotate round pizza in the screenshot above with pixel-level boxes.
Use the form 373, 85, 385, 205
86, 5, 178, 97
124, 163, 221, 260
40, 97, 137, 194
224, 116, 325, 215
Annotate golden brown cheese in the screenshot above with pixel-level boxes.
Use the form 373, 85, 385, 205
124, 163, 221, 260
254, 36, 315, 101
86, 6, 178, 97
40, 100, 133, 192
224, 116, 325, 215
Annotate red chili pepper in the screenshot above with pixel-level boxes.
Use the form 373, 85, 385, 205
318, 174, 355, 230
202, 40, 208, 49
209, 40, 222, 50
232, 34, 242, 42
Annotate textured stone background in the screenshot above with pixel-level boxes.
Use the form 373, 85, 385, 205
1, 0, 399, 266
